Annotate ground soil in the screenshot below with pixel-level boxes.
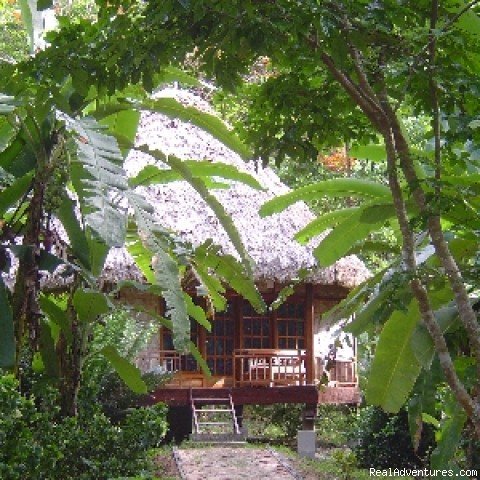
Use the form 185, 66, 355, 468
152, 449, 182, 479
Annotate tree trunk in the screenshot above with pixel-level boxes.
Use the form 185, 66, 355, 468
57, 297, 85, 417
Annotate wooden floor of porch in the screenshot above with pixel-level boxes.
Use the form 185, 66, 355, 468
145, 385, 361, 407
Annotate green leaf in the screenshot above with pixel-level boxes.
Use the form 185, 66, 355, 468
421, 412, 440, 429
37, 249, 65, 272
408, 370, 438, 452
449, 1, 480, 35
184, 293, 211, 332
153, 67, 202, 88
101, 346, 147, 394
39, 320, 58, 377
130, 161, 263, 190
0, 172, 33, 218
99, 108, 140, 151
191, 263, 227, 311
270, 268, 309, 311
188, 341, 211, 377
143, 97, 251, 160
8, 245, 66, 274
0, 120, 17, 154
18, 1, 34, 51
411, 303, 461, 369
294, 207, 360, 244
126, 235, 156, 284
69, 116, 127, 247
349, 143, 386, 162
260, 179, 391, 217
345, 279, 408, 336
86, 232, 110, 277
37, 0, 53, 11
324, 266, 390, 329
193, 240, 265, 313
366, 301, 422, 413
56, 197, 91, 269
128, 191, 191, 351
73, 288, 110, 323
430, 409, 467, 470
314, 203, 397, 266
39, 295, 72, 344
0, 95, 17, 115
0, 278, 15, 369
346, 240, 401, 256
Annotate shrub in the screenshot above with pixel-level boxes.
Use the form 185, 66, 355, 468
246, 403, 304, 439
354, 406, 434, 469
79, 309, 171, 420
316, 404, 356, 447
0, 375, 168, 480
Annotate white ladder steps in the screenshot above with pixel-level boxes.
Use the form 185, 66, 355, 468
190, 389, 241, 437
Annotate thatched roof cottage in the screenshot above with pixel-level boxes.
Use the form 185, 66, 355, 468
100, 88, 370, 417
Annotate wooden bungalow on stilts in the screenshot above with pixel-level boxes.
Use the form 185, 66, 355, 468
98, 87, 370, 442
39, 88, 370, 442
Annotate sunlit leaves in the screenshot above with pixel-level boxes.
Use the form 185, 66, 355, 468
366, 301, 422, 413
69, 116, 127, 247
101, 345, 147, 394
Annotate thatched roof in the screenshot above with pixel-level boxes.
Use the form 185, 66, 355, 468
6, 88, 369, 291
101, 88, 369, 289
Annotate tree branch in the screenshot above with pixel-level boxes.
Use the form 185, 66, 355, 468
429, 0, 441, 198
377, 84, 480, 438
379, 79, 480, 420
320, 52, 386, 130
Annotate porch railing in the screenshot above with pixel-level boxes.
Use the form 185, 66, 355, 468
232, 349, 307, 387
136, 350, 181, 373
327, 359, 358, 387
136, 349, 358, 389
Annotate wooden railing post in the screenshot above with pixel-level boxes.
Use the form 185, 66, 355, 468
305, 284, 315, 385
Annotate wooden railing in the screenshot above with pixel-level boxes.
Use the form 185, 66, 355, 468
136, 350, 181, 373
232, 349, 306, 387
328, 359, 358, 387
136, 348, 358, 389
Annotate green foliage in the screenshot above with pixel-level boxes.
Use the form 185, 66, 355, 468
0, 278, 15, 369
260, 179, 391, 217
0, 374, 168, 479
100, 346, 147, 394
354, 406, 434, 470
130, 160, 262, 190
0, 2, 29, 62
245, 403, 304, 440
69, 116, 128, 247
331, 449, 358, 480
366, 301, 422, 413
316, 405, 357, 448
142, 97, 251, 160
80, 309, 166, 418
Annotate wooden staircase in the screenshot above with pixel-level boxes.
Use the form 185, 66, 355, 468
189, 389, 245, 443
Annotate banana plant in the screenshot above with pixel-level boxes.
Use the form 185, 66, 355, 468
0, 59, 265, 414
259, 148, 480, 462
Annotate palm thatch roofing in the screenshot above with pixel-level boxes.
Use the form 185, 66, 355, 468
99, 87, 369, 289
5, 88, 369, 291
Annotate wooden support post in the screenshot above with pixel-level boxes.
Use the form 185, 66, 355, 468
305, 283, 315, 385
302, 403, 317, 430
234, 404, 244, 428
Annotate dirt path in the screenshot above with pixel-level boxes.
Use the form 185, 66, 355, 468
173, 446, 301, 480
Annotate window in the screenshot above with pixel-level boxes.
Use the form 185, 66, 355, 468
206, 302, 235, 375
161, 320, 200, 372
276, 303, 305, 350
242, 303, 271, 349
